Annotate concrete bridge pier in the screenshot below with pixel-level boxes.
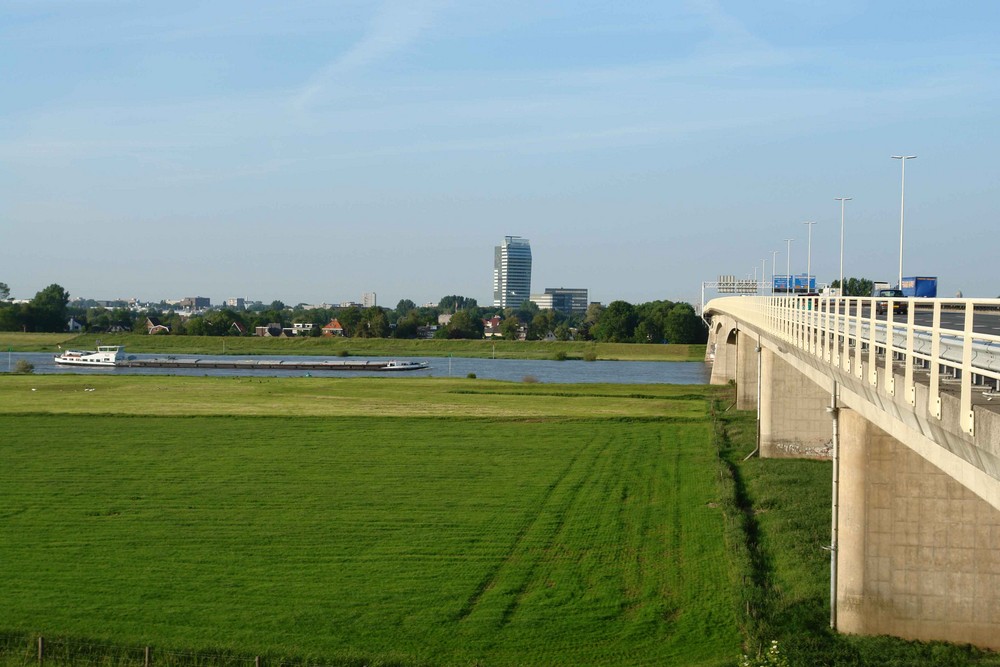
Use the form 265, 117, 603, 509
759, 347, 833, 459
735, 330, 759, 411
838, 408, 1000, 649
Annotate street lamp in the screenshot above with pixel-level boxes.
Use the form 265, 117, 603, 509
784, 238, 793, 294
803, 221, 816, 293
771, 250, 779, 295
892, 155, 916, 287
835, 197, 852, 294
761, 258, 766, 295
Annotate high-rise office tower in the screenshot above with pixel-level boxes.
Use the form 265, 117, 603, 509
493, 236, 532, 308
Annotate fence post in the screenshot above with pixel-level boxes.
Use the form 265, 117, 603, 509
255, 656, 261, 667
145, 646, 151, 667
37, 636, 43, 666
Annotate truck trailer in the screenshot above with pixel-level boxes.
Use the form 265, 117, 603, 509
900, 276, 937, 298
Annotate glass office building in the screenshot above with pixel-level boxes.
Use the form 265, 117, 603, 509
493, 236, 532, 308
531, 288, 588, 315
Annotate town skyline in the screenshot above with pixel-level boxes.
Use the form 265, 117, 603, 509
5, 3, 1000, 304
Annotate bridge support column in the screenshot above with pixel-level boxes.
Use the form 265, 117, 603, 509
759, 348, 832, 458
709, 320, 738, 386
736, 331, 758, 411
838, 408, 1000, 649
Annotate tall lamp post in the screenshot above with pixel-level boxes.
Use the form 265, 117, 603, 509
803, 221, 816, 293
784, 238, 793, 294
835, 197, 852, 294
771, 249, 779, 295
892, 155, 916, 287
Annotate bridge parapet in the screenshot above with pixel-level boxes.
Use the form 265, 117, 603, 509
707, 296, 1000, 436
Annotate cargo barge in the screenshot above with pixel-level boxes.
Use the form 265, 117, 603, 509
121, 358, 429, 372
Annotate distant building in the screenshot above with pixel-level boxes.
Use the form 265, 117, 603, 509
322, 319, 345, 336
416, 325, 439, 339
438, 313, 453, 326
483, 315, 502, 338
493, 236, 532, 308
179, 296, 211, 309
362, 292, 377, 308
255, 323, 283, 337
225, 297, 246, 310
531, 288, 588, 316
145, 317, 170, 335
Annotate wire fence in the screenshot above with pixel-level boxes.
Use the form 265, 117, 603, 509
0, 633, 414, 667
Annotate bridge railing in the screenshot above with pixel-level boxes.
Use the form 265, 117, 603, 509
706, 296, 1000, 437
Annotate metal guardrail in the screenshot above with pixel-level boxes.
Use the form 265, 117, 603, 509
705, 296, 1000, 437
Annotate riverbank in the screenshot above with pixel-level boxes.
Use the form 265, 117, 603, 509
0, 332, 705, 361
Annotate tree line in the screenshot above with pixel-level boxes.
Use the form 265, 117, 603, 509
0, 283, 708, 344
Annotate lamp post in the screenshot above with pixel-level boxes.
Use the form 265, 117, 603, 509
835, 197, 852, 294
761, 259, 766, 295
803, 221, 816, 293
784, 238, 793, 294
771, 250, 779, 295
892, 155, 916, 287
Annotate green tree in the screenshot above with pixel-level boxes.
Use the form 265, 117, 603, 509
594, 300, 636, 342
338, 306, 363, 338
529, 310, 555, 340
832, 277, 875, 297
445, 310, 485, 339
393, 313, 420, 339
664, 303, 707, 344
438, 295, 478, 313
500, 316, 522, 340
0, 282, 9, 301
28, 284, 70, 332
395, 299, 416, 319
355, 307, 390, 338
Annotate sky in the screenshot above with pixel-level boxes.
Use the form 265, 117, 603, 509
3, 1, 1000, 307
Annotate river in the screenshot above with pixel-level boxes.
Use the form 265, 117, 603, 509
10, 352, 711, 385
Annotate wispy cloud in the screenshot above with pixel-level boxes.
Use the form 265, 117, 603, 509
293, 0, 444, 110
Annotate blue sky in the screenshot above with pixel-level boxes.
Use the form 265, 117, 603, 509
3, 1, 999, 306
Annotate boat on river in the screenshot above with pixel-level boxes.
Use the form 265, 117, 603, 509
378, 360, 430, 371
54, 345, 124, 367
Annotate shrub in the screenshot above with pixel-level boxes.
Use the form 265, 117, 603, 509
14, 360, 34, 374
553, 351, 568, 361
521, 375, 539, 384
583, 350, 598, 362
337, 349, 349, 357
466, 372, 477, 379
740, 640, 789, 667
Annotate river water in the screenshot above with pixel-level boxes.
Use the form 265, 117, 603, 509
10, 352, 711, 385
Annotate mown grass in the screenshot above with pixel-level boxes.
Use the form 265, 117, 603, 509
0, 331, 705, 362
0, 376, 710, 420
0, 333, 77, 351
712, 403, 1000, 666
0, 381, 739, 667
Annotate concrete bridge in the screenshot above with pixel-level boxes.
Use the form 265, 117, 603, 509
705, 295, 1000, 650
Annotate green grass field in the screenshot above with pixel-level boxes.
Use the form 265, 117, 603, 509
0, 332, 705, 362
0, 377, 739, 667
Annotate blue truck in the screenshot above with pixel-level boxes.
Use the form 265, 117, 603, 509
900, 276, 938, 298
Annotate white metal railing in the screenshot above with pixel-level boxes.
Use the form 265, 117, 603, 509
705, 296, 1000, 437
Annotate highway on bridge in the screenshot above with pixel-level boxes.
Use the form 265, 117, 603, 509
815, 302, 1000, 336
